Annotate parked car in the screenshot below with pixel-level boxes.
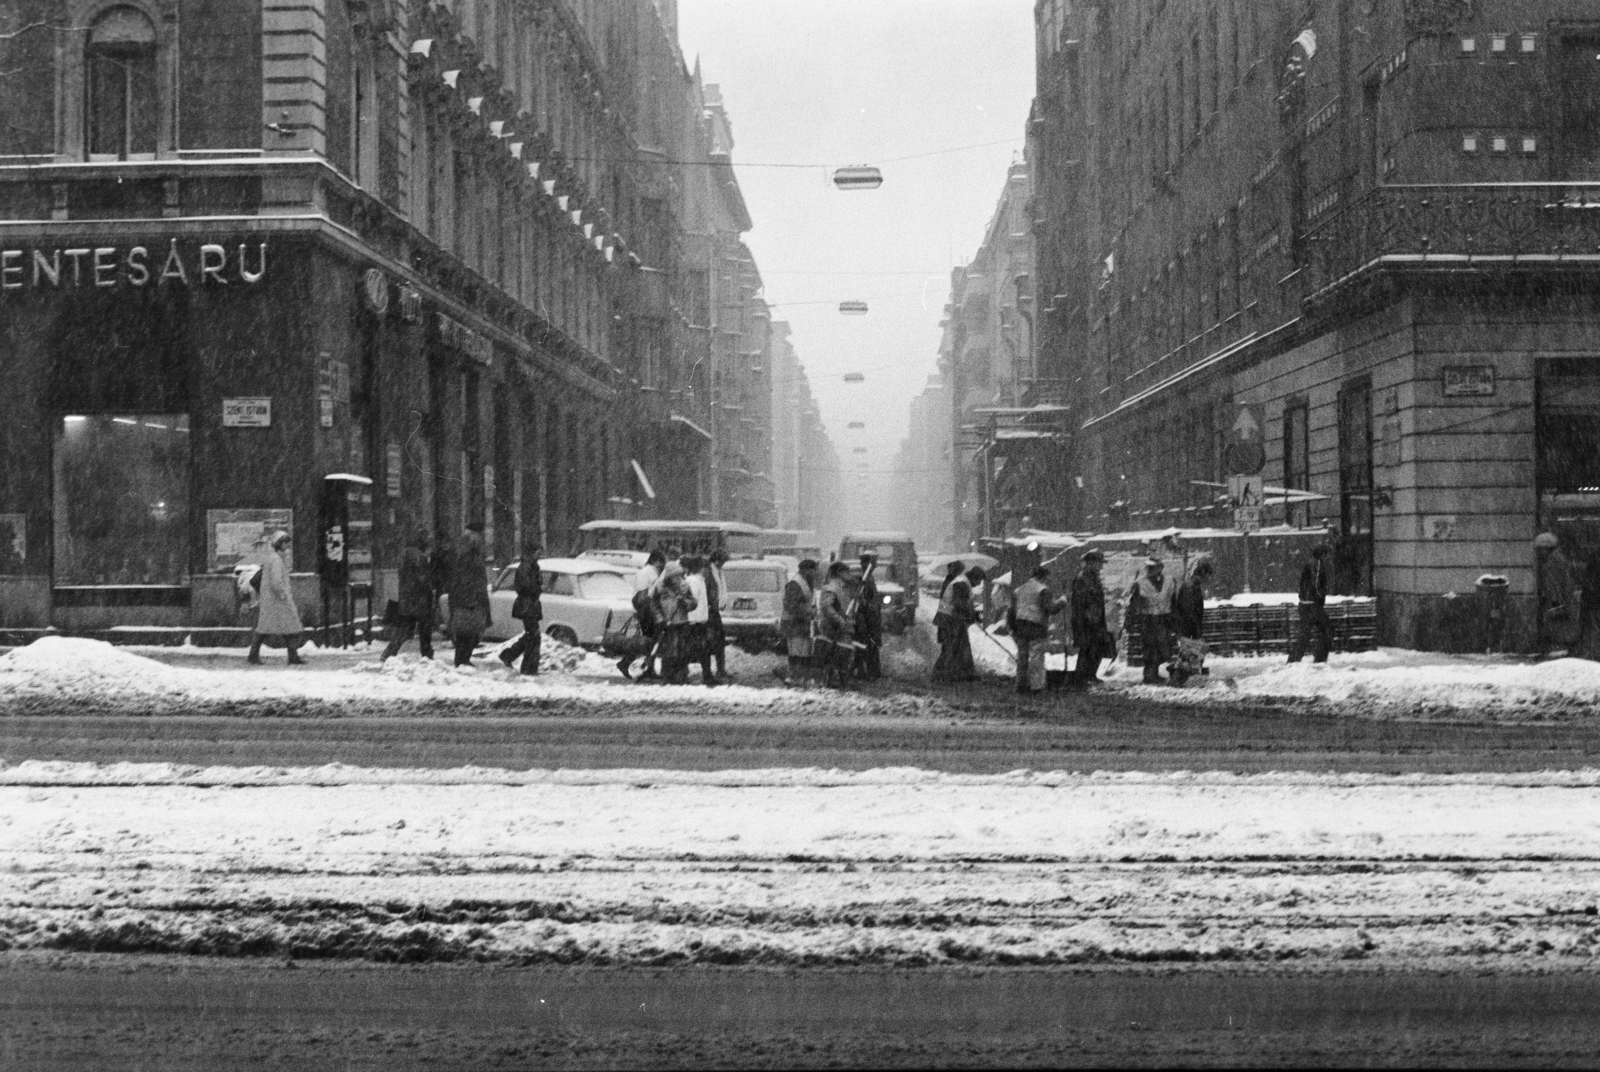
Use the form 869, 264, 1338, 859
718, 558, 788, 652
442, 556, 635, 647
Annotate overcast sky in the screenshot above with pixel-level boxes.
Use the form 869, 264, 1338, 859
676, 1, 1035, 515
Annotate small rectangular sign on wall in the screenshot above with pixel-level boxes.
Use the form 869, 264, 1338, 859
1442, 365, 1495, 397
222, 397, 272, 427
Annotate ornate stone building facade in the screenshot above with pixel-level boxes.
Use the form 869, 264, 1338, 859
1030, 0, 1600, 651
0, 0, 799, 633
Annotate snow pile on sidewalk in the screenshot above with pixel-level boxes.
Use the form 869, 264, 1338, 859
1132, 647, 1600, 719
0, 636, 935, 718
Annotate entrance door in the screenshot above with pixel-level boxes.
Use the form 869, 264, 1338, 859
1337, 381, 1374, 596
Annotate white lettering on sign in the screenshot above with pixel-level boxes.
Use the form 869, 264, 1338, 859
1442, 365, 1495, 397
0, 240, 266, 292
222, 398, 272, 427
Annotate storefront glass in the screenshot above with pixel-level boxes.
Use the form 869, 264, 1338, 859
53, 414, 190, 585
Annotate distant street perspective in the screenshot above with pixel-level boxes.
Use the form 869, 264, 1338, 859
5, 0, 1600, 1067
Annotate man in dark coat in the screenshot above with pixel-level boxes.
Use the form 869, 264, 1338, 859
780, 559, 819, 683
1069, 549, 1109, 687
499, 538, 544, 675
1287, 542, 1334, 663
1169, 556, 1213, 686
447, 521, 491, 667
380, 529, 436, 661
853, 552, 883, 681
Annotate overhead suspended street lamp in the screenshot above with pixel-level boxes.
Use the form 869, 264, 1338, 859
838, 300, 869, 315
843, 372, 866, 383
847, 421, 865, 429
832, 166, 883, 190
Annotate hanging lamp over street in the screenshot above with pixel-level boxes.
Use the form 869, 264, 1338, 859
832, 166, 883, 190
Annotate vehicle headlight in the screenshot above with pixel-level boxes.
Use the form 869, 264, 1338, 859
882, 595, 892, 604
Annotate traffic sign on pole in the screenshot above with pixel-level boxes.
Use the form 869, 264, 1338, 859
1224, 402, 1267, 476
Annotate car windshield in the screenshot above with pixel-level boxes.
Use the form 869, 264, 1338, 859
723, 568, 782, 593
577, 572, 632, 601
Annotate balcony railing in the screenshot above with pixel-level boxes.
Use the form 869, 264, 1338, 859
1303, 182, 1600, 303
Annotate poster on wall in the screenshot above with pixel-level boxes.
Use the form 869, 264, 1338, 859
206, 509, 293, 573
0, 514, 24, 572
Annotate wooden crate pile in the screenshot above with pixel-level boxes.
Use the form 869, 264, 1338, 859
1124, 598, 1378, 661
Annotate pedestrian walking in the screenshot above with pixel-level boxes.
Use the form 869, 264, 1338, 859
380, 529, 436, 661
682, 555, 719, 686
248, 530, 306, 665
853, 552, 883, 681
1168, 555, 1213, 686
1009, 564, 1066, 693
499, 539, 544, 675
620, 549, 666, 680
1069, 549, 1110, 687
780, 558, 819, 683
1129, 556, 1179, 684
1286, 542, 1334, 664
653, 559, 697, 684
933, 566, 984, 682
708, 549, 730, 681
1575, 544, 1600, 662
1536, 532, 1581, 656
818, 561, 856, 687
446, 521, 491, 667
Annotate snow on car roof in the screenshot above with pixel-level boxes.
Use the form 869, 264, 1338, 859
510, 557, 629, 574
578, 520, 763, 533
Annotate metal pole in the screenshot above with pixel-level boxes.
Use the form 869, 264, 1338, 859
1242, 531, 1252, 594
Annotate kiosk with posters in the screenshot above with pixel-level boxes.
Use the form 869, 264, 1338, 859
319, 474, 374, 648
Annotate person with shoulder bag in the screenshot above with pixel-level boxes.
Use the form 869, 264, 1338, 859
621, 549, 667, 680
499, 538, 544, 675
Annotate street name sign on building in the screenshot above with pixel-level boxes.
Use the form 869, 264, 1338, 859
222, 397, 271, 427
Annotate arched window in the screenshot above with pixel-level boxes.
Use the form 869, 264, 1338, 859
86, 6, 157, 158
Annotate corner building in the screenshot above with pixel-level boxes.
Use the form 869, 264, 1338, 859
0, 0, 759, 633
1031, 0, 1600, 651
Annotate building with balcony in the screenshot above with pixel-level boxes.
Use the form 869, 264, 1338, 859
1029, 0, 1600, 651
0, 0, 774, 633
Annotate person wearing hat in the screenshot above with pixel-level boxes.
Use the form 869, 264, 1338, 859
1069, 549, 1109, 687
1129, 555, 1180, 684
499, 536, 544, 675
1287, 542, 1334, 664
1010, 564, 1068, 693
853, 550, 883, 681
1535, 532, 1579, 656
779, 558, 820, 683
446, 520, 491, 667
1169, 555, 1215, 686
249, 530, 306, 666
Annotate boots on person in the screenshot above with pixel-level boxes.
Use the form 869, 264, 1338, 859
247, 636, 262, 665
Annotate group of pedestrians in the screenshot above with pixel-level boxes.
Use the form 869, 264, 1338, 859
778, 554, 885, 687
618, 549, 731, 685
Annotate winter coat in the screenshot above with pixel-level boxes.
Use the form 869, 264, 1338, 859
819, 579, 853, 643
1012, 576, 1062, 627
938, 576, 977, 627
655, 564, 695, 628
397, 546, 434, 618
782, 574, 816, 639
447, 532, 490, 613
1173, 580, 1206, 639
511, 557, 543, 621
1129, 566, 1178, 617
856, 571, 882, 636
1298, 556, 1331, 605
685, 572, 711, 625
254, 549, 303, 637
1070, 568, 1107, 642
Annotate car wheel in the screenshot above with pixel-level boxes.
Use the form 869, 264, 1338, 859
546, 625, 580, 648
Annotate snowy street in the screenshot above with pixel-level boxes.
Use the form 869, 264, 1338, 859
3, 762, 1600, 968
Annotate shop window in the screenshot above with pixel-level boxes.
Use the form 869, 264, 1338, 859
53, 414, 190, 585
86, 6, 158, 159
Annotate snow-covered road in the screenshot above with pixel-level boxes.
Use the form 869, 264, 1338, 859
3, 762, 1598, 967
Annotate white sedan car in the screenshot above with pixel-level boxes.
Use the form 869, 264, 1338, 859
445, 557, 635, 647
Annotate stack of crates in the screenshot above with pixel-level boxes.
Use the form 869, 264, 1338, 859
1122, 598, 1378, 662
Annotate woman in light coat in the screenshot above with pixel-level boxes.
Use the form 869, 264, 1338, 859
249, 531, 305, 665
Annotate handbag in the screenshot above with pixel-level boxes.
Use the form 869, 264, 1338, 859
601, 615, 652, 657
